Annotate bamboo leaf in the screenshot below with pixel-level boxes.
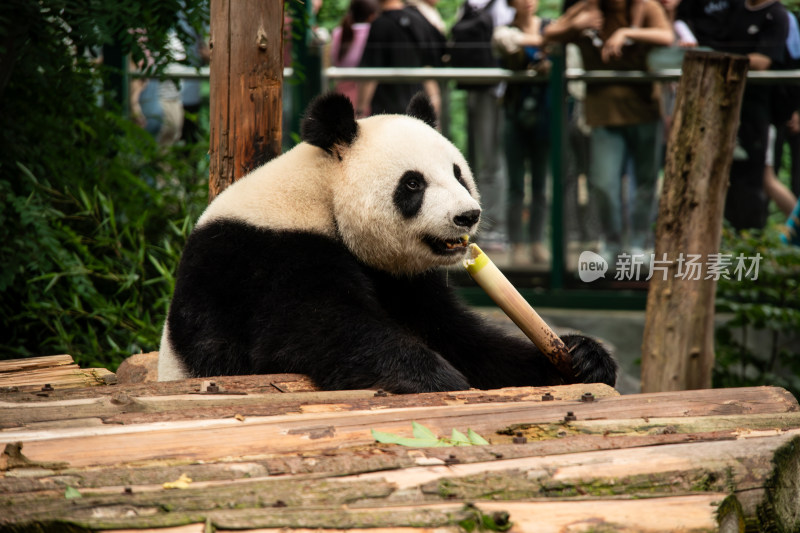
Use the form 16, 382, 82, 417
371, 429, 448, 448
467, 428, 490, 445
451, 428, 471, 445
371, 429, 405, 445
412, 421, 438, 440
64, 486, 82, 499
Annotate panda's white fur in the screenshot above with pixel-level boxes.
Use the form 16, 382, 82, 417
157, 318, 187, 381
158, 93, 617, 391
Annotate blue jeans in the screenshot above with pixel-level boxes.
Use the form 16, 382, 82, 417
590, 122, 661, 248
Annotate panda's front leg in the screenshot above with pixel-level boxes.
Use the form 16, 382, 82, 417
310, 333, 472, 394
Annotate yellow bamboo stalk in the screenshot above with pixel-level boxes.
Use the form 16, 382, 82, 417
463, 244, 574, 378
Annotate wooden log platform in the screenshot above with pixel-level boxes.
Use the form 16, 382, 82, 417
1, 355, 799, 532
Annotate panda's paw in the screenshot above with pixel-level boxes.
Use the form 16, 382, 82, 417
561, 334, 618, 387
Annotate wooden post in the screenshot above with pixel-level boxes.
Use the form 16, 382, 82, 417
208, 0, 284, 201
640, 51, 749, 392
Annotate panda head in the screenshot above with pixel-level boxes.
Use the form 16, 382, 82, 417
301, 92, 482, 276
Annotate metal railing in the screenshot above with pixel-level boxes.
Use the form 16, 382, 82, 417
324, 66, 800, 84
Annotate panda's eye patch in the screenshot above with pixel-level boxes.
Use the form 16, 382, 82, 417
453, 164, 469, 192
394, 170, 427, 219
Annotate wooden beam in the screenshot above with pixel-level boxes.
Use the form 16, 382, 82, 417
0, 354, 114, 391
0, 383, 617, 429
98, 497, 729, 532
641, 51, 749, 392
208, 0, 283, 200
1, 386, 795, 468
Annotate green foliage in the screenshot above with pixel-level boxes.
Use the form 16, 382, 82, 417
0, 119, 209, 368
0, 0, 210, 368
372, 422, 491, 447
714, 227, 800, 398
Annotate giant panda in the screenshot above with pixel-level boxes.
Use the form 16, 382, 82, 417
158, 92, 617, 392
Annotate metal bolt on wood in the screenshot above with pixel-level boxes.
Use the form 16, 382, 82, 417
512, 431, 528, 444
542, 392, 554, 401
201, 381, 220, 393
581, 392, 595, 402
564, 411, 577, 422
41, 384, 54, 392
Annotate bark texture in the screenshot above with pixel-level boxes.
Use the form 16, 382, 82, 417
641, 51, 749, 392
208, 0, 284, 200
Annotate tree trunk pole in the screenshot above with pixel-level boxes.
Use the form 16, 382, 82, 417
208, 0, 284, 201
641, 51, 749, 392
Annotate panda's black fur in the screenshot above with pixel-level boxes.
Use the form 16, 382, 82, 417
160, 93, 617, 391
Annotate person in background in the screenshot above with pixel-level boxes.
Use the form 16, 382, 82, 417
330, 0, 380, 105
407, 0, 448, 115
764, 125, 798, 217
155, 30, 185, 148
357, 0, 440, 117
776, 109, 800, 198
492, 0, 552, 265
771, 8, 800, 198
781, 197, 800, 245
545, 0, 673, 259
461, 0, 515, 253
180, 21, 210, 145
678, 0, 790, 231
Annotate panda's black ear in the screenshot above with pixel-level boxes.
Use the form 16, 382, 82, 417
405, 92, 437, 129
301, 93, 358, 154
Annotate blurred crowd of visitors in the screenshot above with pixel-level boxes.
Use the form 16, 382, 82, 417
323, 0, 800, 261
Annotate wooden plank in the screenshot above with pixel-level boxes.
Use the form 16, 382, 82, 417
0, 493, 739, 531
0, 373, 320, 403
340, 430, 800, 495
101, 496, 730, 532
0, 354, 113, 391
207, 496, 730, 531
0, 383, 617, 429
0, 355, 75, 373
1, 387, 796, 468
512, 411, 800, 438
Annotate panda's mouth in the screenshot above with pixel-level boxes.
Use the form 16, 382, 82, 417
423, 235, 470, 256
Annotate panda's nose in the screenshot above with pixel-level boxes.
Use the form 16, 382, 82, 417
454, 209, 481, 228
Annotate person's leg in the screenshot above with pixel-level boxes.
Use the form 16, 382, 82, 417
627, 121, 661, 250
528, 137, 550, 263
788, 128, 800, 197
589, 126, 627, 252
468, 88, 508, 243
505, 117, 526, 248
725, 106, 769, 231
